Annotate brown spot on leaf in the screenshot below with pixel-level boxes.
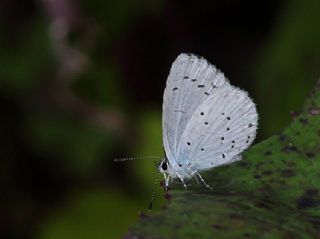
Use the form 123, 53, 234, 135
229, 213, 243, 219
173, 224, 181, 230
278, 134, 287, 142
282, 145, 298, 153
306, 152, 315, 158
281, 169, 295, 177
164, 193, 172, 200
160, 180, 165, 187
306, 189, 319, 196
290, 111, 299, 118
294, 131, 301, 136
243, 233, 251, 237
138, 211, 149, 219
297, 189, 319, 209
262, 170, 273, 175
211, 224, 224, 230
264, 150, 272, 156
239, 161, 248, 167
254, 200, 271, 209
299, 118, 309, 125
309, 107, 320, 115
286, 161, 296, 167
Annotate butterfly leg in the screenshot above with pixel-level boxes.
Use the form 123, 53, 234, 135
193, 174, 200, 184
175, 171, 187, 189
163, 173, 170, 190
194, 170, 213, 190
187, 170, 200, 185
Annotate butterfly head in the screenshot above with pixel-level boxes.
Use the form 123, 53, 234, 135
158, 156, 175, 176
158, 158, 169, 173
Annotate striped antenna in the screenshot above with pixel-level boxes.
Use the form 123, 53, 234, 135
113, 156, 161, 162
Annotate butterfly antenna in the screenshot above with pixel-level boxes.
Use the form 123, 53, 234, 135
154, 161, 161, 168
113, 156, 161, 162
148, 172, 161, 213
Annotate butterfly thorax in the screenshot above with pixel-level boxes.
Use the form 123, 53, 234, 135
158, 157, 192, 179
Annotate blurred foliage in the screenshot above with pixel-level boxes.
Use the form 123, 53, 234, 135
0, 0, 319, 238
256, 0, 320, 138
133, 110, 166, 210
39, 189, 141, 239
0, 20, 52, 95
24, 112, 114, 174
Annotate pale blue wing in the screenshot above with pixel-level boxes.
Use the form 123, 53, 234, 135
162, 53, 230, 166
176, 86, 258, 170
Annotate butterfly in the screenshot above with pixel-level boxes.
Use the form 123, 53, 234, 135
158, 53, 258, 190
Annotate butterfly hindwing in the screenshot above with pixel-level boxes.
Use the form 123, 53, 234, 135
176, 86, 258, 170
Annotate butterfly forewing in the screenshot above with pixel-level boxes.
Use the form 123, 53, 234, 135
162, 54, 230, 166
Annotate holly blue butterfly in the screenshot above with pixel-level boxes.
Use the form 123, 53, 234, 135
158, 53, 258, 190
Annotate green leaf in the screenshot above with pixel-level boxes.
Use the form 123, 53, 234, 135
127, 79, 320, 238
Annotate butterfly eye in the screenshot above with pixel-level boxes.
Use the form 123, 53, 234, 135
161, 162, 168, 171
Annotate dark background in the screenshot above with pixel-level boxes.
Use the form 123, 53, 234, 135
1, 0, 320, 238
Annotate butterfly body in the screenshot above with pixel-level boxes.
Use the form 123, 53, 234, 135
160, 53, 258, 189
